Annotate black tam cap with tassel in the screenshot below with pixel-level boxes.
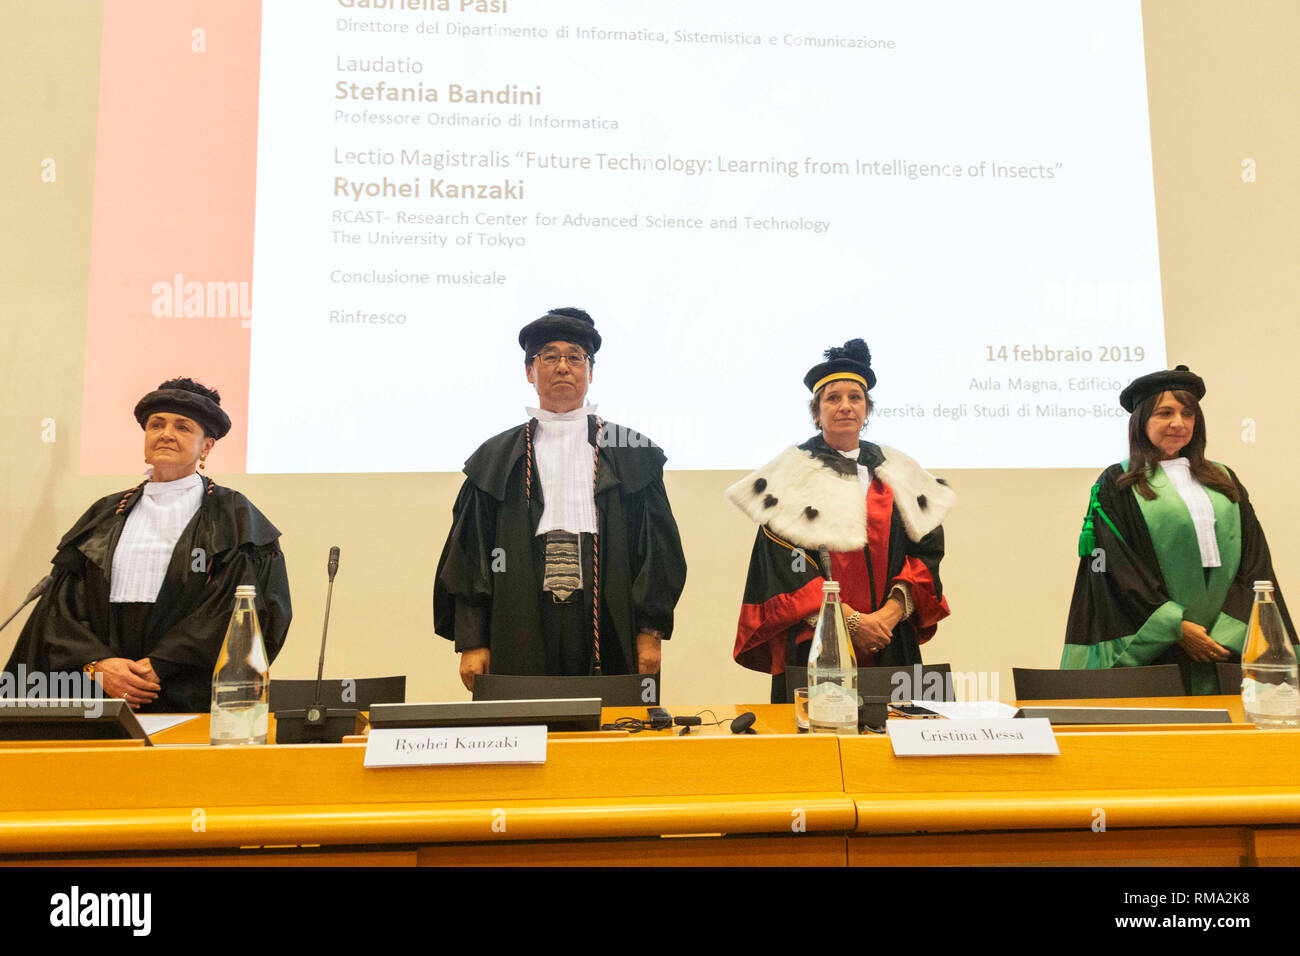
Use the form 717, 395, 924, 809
803, 338, 876, 393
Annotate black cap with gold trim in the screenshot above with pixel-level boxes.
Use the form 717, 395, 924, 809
803, 338, 876, 394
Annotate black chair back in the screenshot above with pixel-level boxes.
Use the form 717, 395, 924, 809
1215, 662, 1244, 695
1012, 665, 1183, 701
782, 663, 954, 704
269, 676, 406, 712
472, 673, 659, 707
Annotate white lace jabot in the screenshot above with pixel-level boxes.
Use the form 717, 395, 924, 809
109, 472, 204, 603
527, 405, 599, 535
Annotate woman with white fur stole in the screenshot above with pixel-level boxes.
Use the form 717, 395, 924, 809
726, 340, 953, 703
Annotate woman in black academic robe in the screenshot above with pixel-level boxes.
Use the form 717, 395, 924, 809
1062, 366, 1293, 694
4, 378, 291, 712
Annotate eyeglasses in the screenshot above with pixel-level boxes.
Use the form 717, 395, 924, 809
532, 351, 589, 369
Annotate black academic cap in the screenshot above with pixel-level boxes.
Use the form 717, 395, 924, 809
1118, 364, 1206, 413
133, 381, 232, 439
802, 338, 877, 393
518, 307, 602, 357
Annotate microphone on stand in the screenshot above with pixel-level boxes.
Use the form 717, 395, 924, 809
275, 547, 359, 744
308, 546, 342, 722
0, 575, 53, 634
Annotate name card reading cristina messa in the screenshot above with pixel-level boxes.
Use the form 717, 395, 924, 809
364, 726, 548, 768
887, 718, 1059, 757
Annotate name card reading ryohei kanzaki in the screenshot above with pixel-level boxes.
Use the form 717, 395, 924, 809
364, 725, 548, 768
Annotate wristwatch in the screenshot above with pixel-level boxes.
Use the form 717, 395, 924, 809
82, 660, 100, 676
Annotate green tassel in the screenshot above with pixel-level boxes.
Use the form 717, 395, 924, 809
1078, 522, 1095, 558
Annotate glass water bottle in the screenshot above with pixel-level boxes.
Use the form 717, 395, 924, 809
210, 585, 270, 745
1241, 580, 1299, 729
806, 580, 859, 735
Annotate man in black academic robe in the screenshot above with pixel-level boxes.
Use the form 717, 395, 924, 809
5, 477, 291, 713
433, 307, 687, 688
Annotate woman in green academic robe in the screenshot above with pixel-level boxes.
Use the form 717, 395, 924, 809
1062, 365, 1293, 694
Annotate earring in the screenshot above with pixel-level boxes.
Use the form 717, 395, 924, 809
199, 455, 207, 470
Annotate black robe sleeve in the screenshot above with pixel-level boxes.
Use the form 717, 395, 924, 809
1219, 468, 1295, 638
6, 563, 112, 675
732, 526, 825, 676
5, 496, 123, 675
143, 539, 291, 712
148, 541, 292, 670
890, 522, 949, 637
433, 477, 500, 652
624, 474, 687, 638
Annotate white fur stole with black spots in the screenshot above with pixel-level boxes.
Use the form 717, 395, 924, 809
725, 445, 954, 552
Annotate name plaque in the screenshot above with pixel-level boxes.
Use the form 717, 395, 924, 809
887, 718, 1059, 756
364, 724, 548, 768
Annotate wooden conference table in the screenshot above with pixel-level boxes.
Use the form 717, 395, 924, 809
0, 696, 1296, 866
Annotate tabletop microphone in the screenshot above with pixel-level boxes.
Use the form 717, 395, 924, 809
0, 574, 53, 634
276, 546, 359, 744
312, 546, 341, 709
817, 546, 832, 579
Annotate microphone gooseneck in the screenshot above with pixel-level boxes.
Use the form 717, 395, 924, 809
0, 575, 54, 635
311, 547, 341, 713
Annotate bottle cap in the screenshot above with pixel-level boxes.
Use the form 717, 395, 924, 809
1253, 581, 1274, 592
822, 581, 840, 594
235, 584, 257, 597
